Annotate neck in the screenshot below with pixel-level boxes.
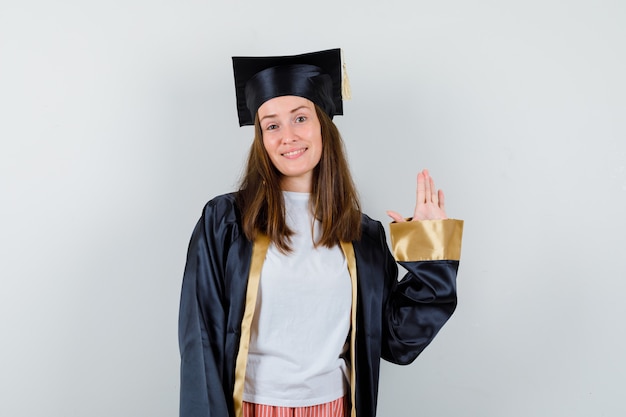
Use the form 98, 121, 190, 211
280, 176, 312, 193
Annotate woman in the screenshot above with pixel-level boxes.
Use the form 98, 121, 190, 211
179, 48, 463, 417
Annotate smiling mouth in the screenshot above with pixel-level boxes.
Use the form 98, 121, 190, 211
282, 148, 307, 157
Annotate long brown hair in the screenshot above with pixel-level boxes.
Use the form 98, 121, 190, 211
236, 104, 361, 252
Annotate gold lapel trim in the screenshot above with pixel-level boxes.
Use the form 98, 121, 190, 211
233, 233, 270, 417
339, 241, 358, 417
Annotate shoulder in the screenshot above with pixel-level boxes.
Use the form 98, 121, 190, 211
358, 212, 386, 245
200, 192, 241, 227
204, 192, 238, 211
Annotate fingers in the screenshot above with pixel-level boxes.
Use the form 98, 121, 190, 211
418, 169, 438, 204
402, 169, 449, 221
423, 170, 432, 203
386, 210, 406, 223
416, 171, 426, 205
429, 174, 439, 205
438, 189, 447, 219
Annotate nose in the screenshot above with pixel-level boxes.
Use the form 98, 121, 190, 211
280, 124, 297, 144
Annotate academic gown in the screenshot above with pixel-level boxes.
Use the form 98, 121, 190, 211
178, 193, 463, 417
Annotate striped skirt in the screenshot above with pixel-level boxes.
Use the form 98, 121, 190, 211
242, 396, 347, 417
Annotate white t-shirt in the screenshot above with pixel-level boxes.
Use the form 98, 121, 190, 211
243, 191, 352, 407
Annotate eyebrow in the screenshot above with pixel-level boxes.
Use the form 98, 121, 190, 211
259, 105, 310, 123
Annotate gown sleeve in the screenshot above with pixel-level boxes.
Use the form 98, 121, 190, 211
381, 219, 464, 365
178, 198, 238, 417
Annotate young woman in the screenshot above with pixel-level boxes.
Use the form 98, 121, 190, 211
179, 48, 463, 417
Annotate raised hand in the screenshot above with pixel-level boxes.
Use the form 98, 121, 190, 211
386, 169, 448, 222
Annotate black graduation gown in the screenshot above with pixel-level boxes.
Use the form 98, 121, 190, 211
179, 193, 463, 417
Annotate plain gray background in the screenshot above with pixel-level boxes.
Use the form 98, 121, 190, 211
1, 0, 625, 416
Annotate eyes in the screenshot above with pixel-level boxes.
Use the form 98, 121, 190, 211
264, 115, 308, 131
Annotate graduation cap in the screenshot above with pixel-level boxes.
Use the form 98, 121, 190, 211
232, 48, 349, 126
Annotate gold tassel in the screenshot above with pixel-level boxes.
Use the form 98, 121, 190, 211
341, 49, 352, 100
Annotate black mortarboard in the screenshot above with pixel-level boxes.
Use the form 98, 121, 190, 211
232, 48, 347, 126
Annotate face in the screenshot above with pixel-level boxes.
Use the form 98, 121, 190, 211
257, 95, 323, 192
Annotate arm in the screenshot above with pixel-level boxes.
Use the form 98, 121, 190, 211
178, 200, 232, 417
381, 219, 463, 364
382, 169, 463, 364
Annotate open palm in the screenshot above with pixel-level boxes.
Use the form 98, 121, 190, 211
387, 169, 448, 222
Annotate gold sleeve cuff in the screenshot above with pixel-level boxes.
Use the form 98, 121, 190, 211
390, 219, 464, 262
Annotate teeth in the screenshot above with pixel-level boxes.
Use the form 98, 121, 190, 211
283, 148, 305, 157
